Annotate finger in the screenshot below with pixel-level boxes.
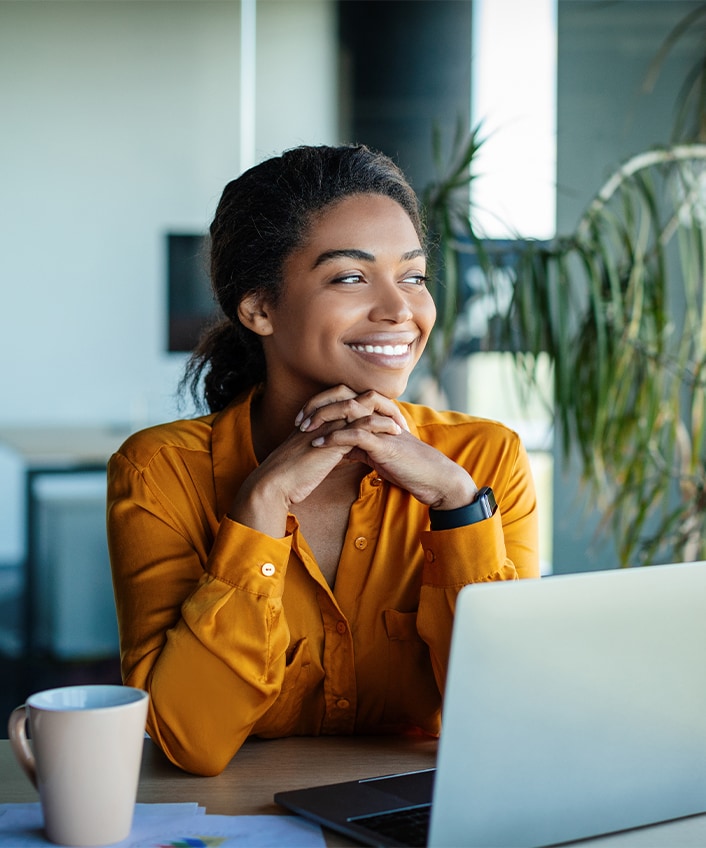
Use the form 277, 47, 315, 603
301, 391, 409, 434
302, 397, 371, 431
295, 385, 357, 427
311, 415, 403, 446
350, 390, 411, 432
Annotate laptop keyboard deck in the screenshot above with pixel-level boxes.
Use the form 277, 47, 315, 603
349, 803, 431, 847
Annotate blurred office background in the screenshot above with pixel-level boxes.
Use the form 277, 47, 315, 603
0, 1, 701, 718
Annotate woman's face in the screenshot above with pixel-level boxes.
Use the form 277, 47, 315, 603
255, 193, 436, 400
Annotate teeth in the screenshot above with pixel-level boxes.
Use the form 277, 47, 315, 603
351, 343, 409, 355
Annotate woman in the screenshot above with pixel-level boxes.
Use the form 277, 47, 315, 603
107, 144, 539, 776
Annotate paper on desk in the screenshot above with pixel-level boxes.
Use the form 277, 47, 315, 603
129, 814, 326, 847
0, 804, 203, 846
0, 802, 325, 847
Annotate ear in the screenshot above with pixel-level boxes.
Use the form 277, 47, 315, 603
237, 292, 274, 336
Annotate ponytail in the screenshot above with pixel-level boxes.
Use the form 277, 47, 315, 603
181, 318, 265, 413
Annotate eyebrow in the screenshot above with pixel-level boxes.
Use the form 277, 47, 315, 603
312, 247, 425, 269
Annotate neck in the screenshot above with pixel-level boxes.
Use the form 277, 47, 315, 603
249, 388, 301, 462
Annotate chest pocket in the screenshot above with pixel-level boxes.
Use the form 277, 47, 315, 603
382, 609, 441, 727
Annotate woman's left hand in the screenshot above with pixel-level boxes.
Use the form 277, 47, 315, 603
297, 386, 478, 510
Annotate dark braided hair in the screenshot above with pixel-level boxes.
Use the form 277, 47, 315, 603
182, 144, 425, 413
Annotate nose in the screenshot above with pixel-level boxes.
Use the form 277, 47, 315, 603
369, 280, 414, 324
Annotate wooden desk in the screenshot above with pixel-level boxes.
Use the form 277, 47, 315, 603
0, 736, 437, 847
3, 736, 706, 847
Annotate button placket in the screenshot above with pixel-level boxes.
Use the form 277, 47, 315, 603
319, 604, 357, 734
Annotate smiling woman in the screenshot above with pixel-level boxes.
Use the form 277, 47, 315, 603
106, 145, 539, 776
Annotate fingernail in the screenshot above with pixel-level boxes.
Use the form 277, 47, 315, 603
311, 436, 324, 447
294, 410, 304, 426
300, 417, 311, 432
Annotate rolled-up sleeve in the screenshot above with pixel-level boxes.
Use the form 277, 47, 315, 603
108, 449, 295, 775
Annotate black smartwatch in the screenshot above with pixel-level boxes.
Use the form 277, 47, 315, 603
429, 486, 497, 531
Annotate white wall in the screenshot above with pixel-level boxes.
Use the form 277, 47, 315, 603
0, 0, 338, 563
256, 1, 339, 161
0, 0, 337, 428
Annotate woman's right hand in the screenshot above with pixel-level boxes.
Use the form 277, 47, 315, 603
228, 385, 402, 537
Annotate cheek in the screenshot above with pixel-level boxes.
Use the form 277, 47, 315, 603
419, 292, 437, 334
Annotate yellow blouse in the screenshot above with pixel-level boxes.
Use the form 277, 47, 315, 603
107, 389, 539, 775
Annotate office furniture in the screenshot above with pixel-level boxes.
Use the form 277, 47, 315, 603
33, 475, 118, 657
2, 736, 706, 847
0, 426, 130, 656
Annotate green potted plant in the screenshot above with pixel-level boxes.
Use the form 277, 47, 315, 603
419, 5, 706, 567
510, 143, 706, 566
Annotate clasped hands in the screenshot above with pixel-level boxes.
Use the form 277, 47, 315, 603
231, 385, 477, 538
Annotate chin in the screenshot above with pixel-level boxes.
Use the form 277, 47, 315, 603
349, 376, 409, 400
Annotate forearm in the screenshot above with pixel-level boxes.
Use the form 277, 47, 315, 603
108, 452, 295, 774
136, 551, 290, 775
416, 441, 540, 693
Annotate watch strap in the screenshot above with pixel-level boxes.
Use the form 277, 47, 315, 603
429, 486, 497, 531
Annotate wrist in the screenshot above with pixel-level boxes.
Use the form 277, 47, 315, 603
229, 477, 290, 538
429, 477, 478, 512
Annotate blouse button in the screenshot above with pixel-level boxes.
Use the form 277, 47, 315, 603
260, 562, 276, 576
354, 536, 368, 550
424, 549, 436, 563
336, 620, 347, 635
337, 698, 350, 710
370, 476, 383, 487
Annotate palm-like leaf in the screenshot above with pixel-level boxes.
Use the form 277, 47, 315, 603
509, 145, 706, 565
421, 121, 488, 379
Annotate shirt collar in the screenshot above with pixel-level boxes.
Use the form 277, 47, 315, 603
211, 386, 260, 520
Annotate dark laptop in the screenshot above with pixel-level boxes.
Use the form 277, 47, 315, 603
275, 562, 706, 847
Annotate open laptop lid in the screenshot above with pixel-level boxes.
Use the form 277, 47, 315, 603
276, 562, 706, 847
430, 561, 706, 847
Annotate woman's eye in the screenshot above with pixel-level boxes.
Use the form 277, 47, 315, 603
332, 273, 366, 285
402, 274, 428, 287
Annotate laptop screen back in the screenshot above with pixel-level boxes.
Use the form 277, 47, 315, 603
430, 562, 706, 848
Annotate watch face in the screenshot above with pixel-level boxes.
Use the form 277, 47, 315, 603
477, 487, 497, 519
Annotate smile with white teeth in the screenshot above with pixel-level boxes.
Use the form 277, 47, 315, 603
349, 343, 410, 355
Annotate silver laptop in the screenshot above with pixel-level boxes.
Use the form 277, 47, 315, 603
275, 561, 706, 847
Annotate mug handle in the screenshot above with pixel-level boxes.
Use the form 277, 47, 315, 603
7, 706, 38, 788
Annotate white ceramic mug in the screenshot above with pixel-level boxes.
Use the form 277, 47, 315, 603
8, 684, 149, 847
